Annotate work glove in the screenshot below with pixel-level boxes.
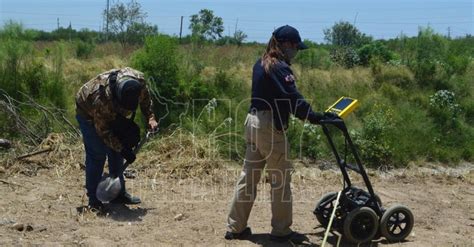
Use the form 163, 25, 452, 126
323, 112, 340, 120
120, 148, 136, 164
308, 112, 341, 125
308, 112, 324, 125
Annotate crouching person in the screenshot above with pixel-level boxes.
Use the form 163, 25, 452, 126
75, 67, 158, 211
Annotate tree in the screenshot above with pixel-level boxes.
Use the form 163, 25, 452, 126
126, 22, 158, 44
215, 30, 248, 46
104, 0, 157, 45
324, 21, 372, 68
412, 27, 448, 88
233, 30, 247, 46
189, 9, 224, 41
324, 21, 371, 47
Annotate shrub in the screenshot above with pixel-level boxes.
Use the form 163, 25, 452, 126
75, 40, 95, 59
330, 47, 360, 68
426, 89, 473, 162
388, 102, 433, 165
358, 41, 395, 66
132, 35, 179, 97
353, 105, 395, 167
429, 90, 460, 113
22, 60, 48, 98
428, 90, 461, 127
462, 100, 474, 126
411, 27, 449, 88
372, 63, 415, 88
445, 54, 470, 76
132, 35, 179, 89
287, 117, 325, 160
0, 22, 67, 110
39, 42, 67, 109
212, 69, 247, 98
132, 35, 181, 127
0, 23, 33, 101
295, 47, 332, 69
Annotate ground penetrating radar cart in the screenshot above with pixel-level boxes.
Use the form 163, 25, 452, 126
313, 97, 414, 244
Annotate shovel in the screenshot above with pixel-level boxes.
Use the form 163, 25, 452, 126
96, 130, 155, 203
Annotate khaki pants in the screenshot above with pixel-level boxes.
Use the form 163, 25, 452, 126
227, 111, 293, 236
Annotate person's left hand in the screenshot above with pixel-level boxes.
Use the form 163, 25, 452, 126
148, 117, 158, 131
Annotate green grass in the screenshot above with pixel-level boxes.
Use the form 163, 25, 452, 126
0, 31, 473, 167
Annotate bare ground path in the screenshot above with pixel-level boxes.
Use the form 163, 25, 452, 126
1, 162, 473, 246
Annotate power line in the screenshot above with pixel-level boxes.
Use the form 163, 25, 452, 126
2, 11, 472, 25
0, 11, 80, 17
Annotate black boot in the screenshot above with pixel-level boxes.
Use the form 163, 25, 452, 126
224, 227, 252, 240
87, 199, 105, 214
110, 191, 141, 204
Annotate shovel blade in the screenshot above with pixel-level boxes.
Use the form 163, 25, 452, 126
96, 176, 122, 203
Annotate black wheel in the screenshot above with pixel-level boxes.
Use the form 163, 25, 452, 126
380, 204, 414, 242
373, 194, 382, 207
314, 192, 338, 227
347, 186, 382, 207
343, 207, 379, 244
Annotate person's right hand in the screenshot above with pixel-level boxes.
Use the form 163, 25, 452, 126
120, 148, 136, 164
308, 112, 324, 124
323, 112, 340, 120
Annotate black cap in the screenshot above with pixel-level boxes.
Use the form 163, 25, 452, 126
273, 25, 308, 50
116, 77, 143, 110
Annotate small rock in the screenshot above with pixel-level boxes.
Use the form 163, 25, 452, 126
12, 223, 25, 231
25, 225, 33, 232
12, 223, 24, 231
12, 223, 34, 232
174, 213, 184, 221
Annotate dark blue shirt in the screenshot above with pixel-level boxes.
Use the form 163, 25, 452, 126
250, 58, 321, 130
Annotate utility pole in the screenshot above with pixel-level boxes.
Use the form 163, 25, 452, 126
447, 27, 451, 39
179, 16, 184, 42
105, 0, 110, 41
69, 21, 72, 42
57, 18, 60, 30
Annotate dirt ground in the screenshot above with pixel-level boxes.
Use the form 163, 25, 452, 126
0, 160, 473, 246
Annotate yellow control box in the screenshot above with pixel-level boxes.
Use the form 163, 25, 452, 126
325, 96, 359, 118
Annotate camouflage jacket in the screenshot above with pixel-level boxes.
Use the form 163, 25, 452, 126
75, 67, 155, 152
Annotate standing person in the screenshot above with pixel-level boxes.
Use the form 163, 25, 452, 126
75, 67, 158, 211
225, 25, 337, 243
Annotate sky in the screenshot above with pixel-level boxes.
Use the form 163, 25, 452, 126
0, 0, 472, 43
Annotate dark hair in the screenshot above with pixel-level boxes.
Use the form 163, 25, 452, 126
261, 35, 286, 73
